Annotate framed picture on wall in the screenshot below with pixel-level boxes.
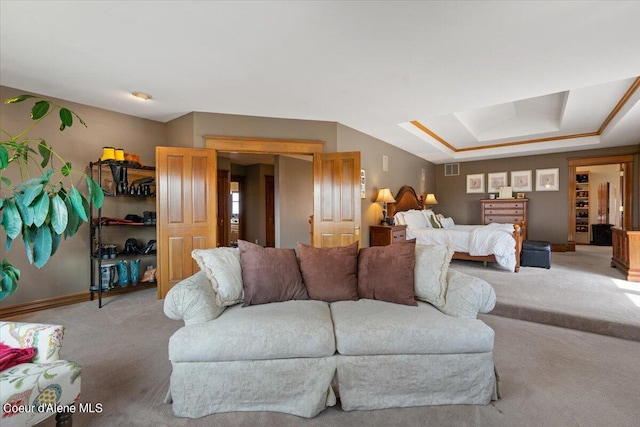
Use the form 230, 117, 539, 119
536, 168, 559, 191
511, 170, 532, 192
487, 172, 508, 193
466, 173, 485, 194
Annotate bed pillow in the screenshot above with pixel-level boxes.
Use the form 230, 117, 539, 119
238, 240, 309, 307
297, 242, 359, 302
403, 209, 430, 230
414, 242, 455, 308
192, 247, 243, 307
424, 209, 442, 229
439, 216, 455, 229
394, 211, 406, 226
358, 240, 417, 306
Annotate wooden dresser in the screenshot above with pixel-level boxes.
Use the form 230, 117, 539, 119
370, 224, 407, 246
611, 227, 640, 281
481, 198, 528, 239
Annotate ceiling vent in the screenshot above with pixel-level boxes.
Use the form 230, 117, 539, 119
444, 163, 459, 176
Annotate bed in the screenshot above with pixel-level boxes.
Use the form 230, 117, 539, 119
388, 186, 524, 272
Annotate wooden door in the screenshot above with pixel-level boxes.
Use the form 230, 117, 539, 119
265, 175, 275, 247
313, 152, 361, 247
156, 147, 217, 298
217, 169, 230, 247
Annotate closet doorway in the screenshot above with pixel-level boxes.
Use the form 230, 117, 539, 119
568, 154, 633, 250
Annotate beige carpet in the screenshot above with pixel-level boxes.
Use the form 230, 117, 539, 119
10, 245, 639, 426
451, 245, 640, 341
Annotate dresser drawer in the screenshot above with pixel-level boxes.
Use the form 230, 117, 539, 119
483, 201, 525, 209
484, 208, 524, 215
392, 230, 406, 243
484, 215, 524, 224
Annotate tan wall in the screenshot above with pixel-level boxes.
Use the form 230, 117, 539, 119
435, 145, 639, 245
336, 124, 436, 246
0, 86, 165, 306
165, 112, 195, 148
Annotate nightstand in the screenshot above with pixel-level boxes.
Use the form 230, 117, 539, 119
369, 224, 407, 246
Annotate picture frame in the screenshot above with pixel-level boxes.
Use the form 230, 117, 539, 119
536, 168, 559, 191
516, 192, 525, 199
466, 173, 485, 194
511, 170, 532, 192
488, 172, 508, 193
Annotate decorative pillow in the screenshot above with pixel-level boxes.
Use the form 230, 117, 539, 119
357, 240, 417, 306
424, 209, 441, 229
414, 243, 455, 308
403, 209, 430, 230
393, 211, 406, 226
0, 343, 36, 371
238, 240, 309, 307
192, 247, 243, 307
439, 216, 455, 229
297, 242, 359, 302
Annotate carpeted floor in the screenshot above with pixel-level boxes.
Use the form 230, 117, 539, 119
451, 245, 640, 341
11, 245, 640, 426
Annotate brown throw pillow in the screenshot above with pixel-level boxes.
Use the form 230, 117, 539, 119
357, 240, 417, 306
238, 240, 309, 306
297, 242, 359, 302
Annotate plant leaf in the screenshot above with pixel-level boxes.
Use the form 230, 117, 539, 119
50, 225, 61, 256
1, 177, 11, 187
0, 271, 19, 300
33, 226, 52, 268
31, 100, 50, 120
0, 145, 8, 170
50, 194, 68, 234
14, 193, 35, 226
5, 94, 36, 104
2, 199, 22, 239
38, 140, 51, 168
86, 176, 104, 209
59, 108, 73, 127
21, 183, 43, 206
22, 228, 34, 264
32, 192, 50, 227
40, 169, 54, 184
61, 162, 72, 177
15, 177, 41, 191
69, 186, 88, 222
63, 196, 80, 238
6, 235, 13, 252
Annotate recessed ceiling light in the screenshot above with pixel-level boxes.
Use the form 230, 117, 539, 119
131, 91, 152, 101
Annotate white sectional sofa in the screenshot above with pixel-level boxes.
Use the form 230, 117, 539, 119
163, 240, 498, 418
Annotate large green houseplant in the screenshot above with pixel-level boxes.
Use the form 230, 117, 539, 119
0, 95, 104, 300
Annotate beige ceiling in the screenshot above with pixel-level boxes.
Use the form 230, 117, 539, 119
1, 1, 639, 164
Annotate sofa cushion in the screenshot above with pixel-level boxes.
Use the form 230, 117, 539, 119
330, 299, 494, 356
297, 242, 359, 302
168, 300, 335, 362
192, 247, 243, 307
414, 243, 454, 308
357, 240, 417, 306
238, 240, 309, 306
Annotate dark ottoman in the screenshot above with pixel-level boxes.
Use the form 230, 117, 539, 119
521, 240, 551, 269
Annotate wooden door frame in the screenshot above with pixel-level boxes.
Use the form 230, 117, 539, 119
568, 154, 634, 250
205, 136, 324, 247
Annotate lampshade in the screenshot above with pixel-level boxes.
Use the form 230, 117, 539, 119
424, 193, 438, 205
375, 188, 396, 204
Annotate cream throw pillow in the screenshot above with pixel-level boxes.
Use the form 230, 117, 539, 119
414, 243, 454, 308
192, 247, 243, 307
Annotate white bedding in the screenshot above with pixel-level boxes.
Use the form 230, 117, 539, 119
407, 223, 517, 271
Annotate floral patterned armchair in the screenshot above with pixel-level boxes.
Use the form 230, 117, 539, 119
0, 322, 81, 427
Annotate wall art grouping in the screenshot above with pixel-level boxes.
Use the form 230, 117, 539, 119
466, 168, 559, 194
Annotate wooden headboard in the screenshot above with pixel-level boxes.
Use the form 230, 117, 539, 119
387, 186, 424, 217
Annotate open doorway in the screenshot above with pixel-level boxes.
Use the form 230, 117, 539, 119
568, 154, 633, 250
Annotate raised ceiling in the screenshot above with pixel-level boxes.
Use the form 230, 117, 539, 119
1, 1, 639, 164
